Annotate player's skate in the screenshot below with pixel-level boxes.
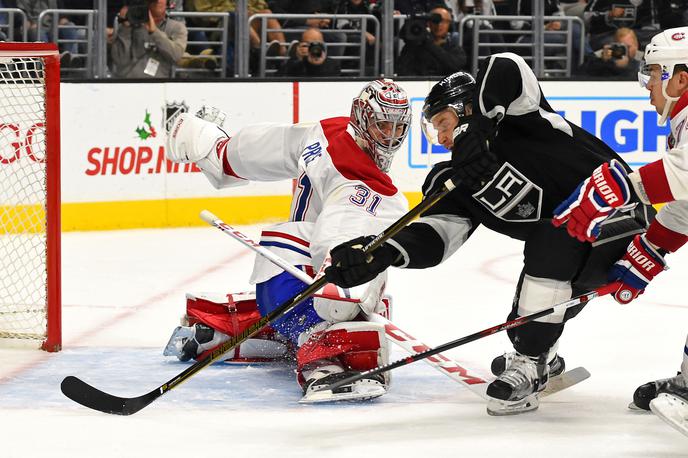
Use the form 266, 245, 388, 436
491, 352, 565, 378
631, 372, 686, 411
649, 375, 688, 437
486, 353, 548, 416
299, 362, 387, 404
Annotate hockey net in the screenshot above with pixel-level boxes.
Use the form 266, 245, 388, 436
0, 43, 61, 351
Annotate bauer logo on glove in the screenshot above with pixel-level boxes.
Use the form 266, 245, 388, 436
553, 159, 635, 242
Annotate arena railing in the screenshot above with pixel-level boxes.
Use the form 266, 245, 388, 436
168, 11, 231, 79
0, 8, 28, 42
248, 13, 380, 77
37, 9, 95, 77
458, 15, 586, 78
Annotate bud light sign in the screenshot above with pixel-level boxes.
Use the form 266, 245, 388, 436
407, 94, 669, 169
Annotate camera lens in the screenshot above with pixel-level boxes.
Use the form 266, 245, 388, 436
308, 42, 324, 58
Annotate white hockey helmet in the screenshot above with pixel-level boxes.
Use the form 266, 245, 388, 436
639, 27, 688, 124
350, 79, 411, 172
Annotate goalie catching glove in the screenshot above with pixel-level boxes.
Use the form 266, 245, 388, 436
552, 160, 635, 242
325, 236, 402, 288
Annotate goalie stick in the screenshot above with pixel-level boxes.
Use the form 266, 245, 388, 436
306, 282, 620, 401
60, 174, 461, 415
199, 210, 491, 399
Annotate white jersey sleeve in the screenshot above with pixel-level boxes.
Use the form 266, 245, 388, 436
220, 122, 317, 182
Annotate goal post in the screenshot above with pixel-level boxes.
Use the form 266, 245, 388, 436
0, 42, 61, 352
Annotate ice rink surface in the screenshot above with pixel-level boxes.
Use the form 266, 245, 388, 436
1, 224, 688, 457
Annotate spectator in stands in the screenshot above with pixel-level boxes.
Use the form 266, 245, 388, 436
657, 0, 688, 28
396, 5, 467, 76
455, 0, 505, 63
579, 26, 640, 78
508, 0, 591, 71
331, 0, 377, 74
187, 0, 286, 54
584, 0, 656, 49
111, 0, 187, 78
559, 0, 587, 19
17, 0, 82, 55
277, 27, 341, 77
0, 0, 12, 41
269, 1, 347, 57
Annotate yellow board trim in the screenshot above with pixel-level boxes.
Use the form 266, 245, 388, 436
60, 192, 424, 231
3, 193, 660, 232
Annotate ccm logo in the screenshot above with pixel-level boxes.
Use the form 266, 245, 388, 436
672, 32, 685, 41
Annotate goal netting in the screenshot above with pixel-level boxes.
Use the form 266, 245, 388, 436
0, 43, 61, 351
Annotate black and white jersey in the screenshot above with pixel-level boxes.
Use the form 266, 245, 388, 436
389, 52, 636, 269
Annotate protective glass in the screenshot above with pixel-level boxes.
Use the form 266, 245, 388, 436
638, 62, 669, 88
421, 114, 439, 145
420, 104, 464, 146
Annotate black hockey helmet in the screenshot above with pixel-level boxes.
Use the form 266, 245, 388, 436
422, 72, 476, 120
421, 72, 476, 145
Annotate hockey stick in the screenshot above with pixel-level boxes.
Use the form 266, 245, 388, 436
60, 175, 461, 415
307, 282, 621, 400
200, 210, 490, 397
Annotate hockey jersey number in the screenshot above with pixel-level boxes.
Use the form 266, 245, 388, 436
472, 162, 542, 222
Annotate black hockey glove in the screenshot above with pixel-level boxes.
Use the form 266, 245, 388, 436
325, 236, 402, 288
451, 115, 501, 191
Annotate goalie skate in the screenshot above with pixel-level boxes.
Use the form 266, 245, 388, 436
650, 392, 688, 438
300, 371, 387, 404
629, 373, 685, 411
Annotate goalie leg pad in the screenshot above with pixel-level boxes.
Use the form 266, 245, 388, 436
171, 292, 291, 362
296, 321, 389, 387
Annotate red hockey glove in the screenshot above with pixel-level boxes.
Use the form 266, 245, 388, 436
608, 234, 667, 304
553, 160, 634, 242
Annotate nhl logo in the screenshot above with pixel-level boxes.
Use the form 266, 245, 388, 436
163, 101, 189, 134
618, 289, 633, 303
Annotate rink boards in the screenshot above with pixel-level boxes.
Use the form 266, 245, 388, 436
51, 80, 660, 230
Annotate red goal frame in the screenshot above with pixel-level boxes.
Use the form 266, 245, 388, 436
0, 42, 61, 351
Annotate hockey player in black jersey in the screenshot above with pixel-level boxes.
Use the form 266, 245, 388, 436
324, 52, 655, 415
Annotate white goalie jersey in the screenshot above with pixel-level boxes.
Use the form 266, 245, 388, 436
166, 113, 409, 312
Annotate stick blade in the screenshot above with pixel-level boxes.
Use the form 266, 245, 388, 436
60, 376, 158, 416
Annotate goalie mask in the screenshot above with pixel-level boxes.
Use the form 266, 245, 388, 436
421, 72, 476, 145
350, 79, 411, 172
638, 27, 688, 124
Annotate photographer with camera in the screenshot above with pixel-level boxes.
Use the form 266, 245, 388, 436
580, 27, 641, 78
111, 0, 188, 78
584, 0, 656, 49
396, 5, 467, 77
277, 27, 341, 77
